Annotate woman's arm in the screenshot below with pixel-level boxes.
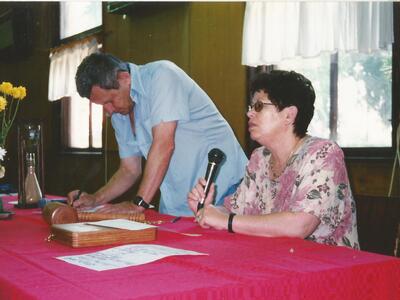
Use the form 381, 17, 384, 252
198, 206, 320, 239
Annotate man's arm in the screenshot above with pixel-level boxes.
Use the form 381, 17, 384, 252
69, 156, 142, 208
74, 121, 176, 212
94, 156, 142, 204
136, 121, 177, 205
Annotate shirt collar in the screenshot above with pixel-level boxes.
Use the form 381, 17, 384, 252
127, 63, 146, 104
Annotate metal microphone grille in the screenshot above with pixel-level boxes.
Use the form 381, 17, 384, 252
208, 148, 225, 164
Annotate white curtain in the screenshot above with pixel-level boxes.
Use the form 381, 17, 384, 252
48, 38, 99, 101
48, 38, 102, 149
242, 2, 394, 67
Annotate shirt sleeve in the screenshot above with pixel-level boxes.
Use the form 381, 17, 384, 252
148, 62, 191, 127
289, 141, 348, 229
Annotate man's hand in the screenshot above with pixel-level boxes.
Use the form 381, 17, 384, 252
67, 190, 98, 209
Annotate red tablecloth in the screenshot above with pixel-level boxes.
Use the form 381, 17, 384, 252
1, 195, 400, 300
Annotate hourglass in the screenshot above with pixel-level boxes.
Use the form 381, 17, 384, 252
16, 122, 45, 208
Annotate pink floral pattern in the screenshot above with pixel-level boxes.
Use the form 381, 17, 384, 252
227, 136, 359, 249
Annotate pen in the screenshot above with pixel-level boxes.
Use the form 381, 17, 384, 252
171, 216, 181, 223
72, 190, 82, 204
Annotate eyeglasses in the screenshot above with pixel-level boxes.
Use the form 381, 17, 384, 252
248, 101, 275, 112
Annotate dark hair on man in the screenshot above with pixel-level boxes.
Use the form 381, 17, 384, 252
250, 70, 315, 137
75, 53, 129, 99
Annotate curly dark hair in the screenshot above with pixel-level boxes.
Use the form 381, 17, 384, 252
250, 70, 315, 137
75, 53, 130, 99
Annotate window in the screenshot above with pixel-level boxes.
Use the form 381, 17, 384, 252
60, 2, 102, 40
242, 2, 398, 157
61, 94, 103, 149
59, 2, 103, 151
276, 48, 393, 149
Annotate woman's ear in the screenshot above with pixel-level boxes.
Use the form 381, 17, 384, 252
284, 106, 298, 125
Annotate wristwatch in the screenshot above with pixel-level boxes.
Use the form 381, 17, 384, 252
132, 196, 150, 209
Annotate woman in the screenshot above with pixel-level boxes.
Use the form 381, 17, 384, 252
188, 70, 359, 249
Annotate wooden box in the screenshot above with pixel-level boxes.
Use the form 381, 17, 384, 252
50, 222, 157, 248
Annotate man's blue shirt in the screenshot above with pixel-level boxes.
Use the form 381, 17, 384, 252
111, 60, 248, 216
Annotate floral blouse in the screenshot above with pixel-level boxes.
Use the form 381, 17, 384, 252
225, 136, 359, 249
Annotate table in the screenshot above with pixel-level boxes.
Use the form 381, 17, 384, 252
1, 195, 400, 300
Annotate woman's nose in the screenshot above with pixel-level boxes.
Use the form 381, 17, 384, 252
247, 109, 255, 119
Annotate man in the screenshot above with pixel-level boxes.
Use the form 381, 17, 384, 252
67, 53, 248, 216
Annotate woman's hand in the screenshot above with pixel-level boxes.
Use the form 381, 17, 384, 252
187, 178, 215, 213
195, 205, 229, 231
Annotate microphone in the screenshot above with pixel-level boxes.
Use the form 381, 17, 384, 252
197, 148, 225, 212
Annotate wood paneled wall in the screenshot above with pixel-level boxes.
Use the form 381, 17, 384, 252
188, 3, 247, 142
104, 2, 247, 148
0, 2, 398, 200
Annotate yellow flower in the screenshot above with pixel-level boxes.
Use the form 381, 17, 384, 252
11, 87, 22, 99
0, 96, 7, 112
0, 81, 28, 148
15, 86, 27, 100
0, 82, 13, 96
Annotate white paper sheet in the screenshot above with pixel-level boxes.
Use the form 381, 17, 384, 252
56, 244, 207, 271
85, 219, 156, 230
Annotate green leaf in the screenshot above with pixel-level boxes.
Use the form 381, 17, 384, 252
342, 236, 351, 248
307, 189, 321, 200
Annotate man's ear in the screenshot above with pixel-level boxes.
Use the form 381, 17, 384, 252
284, 106, 298, 125
117, 71, 131, 84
